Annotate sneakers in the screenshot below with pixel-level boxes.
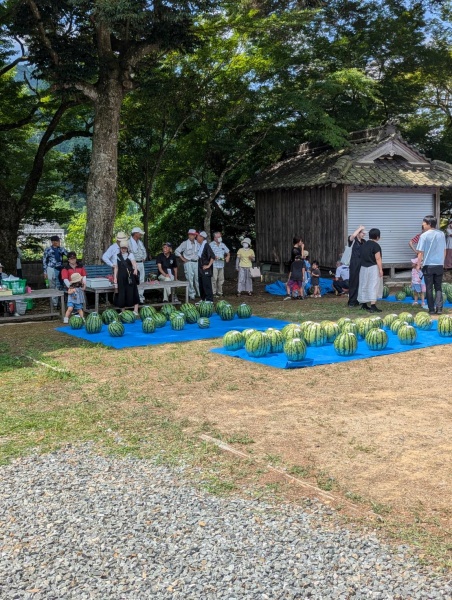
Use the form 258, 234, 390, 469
283, 296, 292, 301
412, 301, 419, 306
421, 303, 427, 309
360, 303, 370, 311
133, 311, 139, 317
63, 316, 69, 323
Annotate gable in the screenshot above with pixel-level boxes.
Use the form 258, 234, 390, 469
356, 138, 430, 167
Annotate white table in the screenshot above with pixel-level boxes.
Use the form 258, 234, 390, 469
85, 280, 190, 313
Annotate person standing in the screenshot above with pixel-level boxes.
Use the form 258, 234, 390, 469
197, 231, 215, 302
175, 229, 200, 300
236, 237, 255, 297
445, 219, 452, 270
113, 241, 140, 315
347, 225, 366, 307
289, 237, 304, 269
63, 272, 85, 323
210, 232, 230, 297
128, 227, 147, 304
156, 242, 178, 303
42, 235, 68, 307
16, 245, 23, 279
416, 215, 447, 315
102, 231, 128, 267
357, 228, 384, 313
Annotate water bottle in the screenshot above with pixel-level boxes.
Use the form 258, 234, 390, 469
44, 275, 49, 288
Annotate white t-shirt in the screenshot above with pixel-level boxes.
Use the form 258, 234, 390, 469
335, 265, 350, 280
114, 252, 135, 264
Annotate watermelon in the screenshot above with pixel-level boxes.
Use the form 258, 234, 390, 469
171, 314, 185, 330
197, 317, 210, 329
283, 337, 307, 362
333, 332, 358, 356
446, 289, 452, 303
140, 305, 157, 320
337, 317, 352, 331
365, 328, 388, 351
383, 313, 399, 328
403, 285, 413, 298
357, 318, 377, 340
236, 303, 252, 319
180, 303, 199, 324
219, 304, 235, 321
282, 323, 305, 340
223, 330, 245, 351
108, 321, 125, 337
395, 291, 407, 301
299, 321, 315, 336
161, 303, 177, 319
153, 313, 167, 328
215, 299, 229, 314
119, 310, 136, 323
305, 323, 327, 347
284, 326, 304, 343
437, 315, 452, 337
341, 321, 358, 336
382, 285, 389, 299
245, 331, 270, 357
398, 324, 417, 345
69, 315, 84, 329
369, 316, 384, 329
142, 317, 156, 333
353, 317, 366, 327
390, 319, 407, 335
85, 313, 103, 334
198, 301, 214, 318
414, 312, 433, 330
242, 328, 256, 340
101, 309, 119, 324
265, 328, 284, 353
398, 311, 414, 325
320, 321, 339, 343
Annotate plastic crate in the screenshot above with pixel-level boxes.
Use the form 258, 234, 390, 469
3, 279, 27, 294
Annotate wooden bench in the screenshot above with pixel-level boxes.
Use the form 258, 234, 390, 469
0, 289, 65, 322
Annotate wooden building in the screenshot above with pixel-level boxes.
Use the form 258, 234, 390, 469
248, 124, 452, 275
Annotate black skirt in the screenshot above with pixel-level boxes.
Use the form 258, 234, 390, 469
115, 258, 140, 308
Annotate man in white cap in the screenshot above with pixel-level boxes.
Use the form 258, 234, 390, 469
197, 231, 215, 302
102, 231, 128, 268
175, 228, 200, 300
128, 227, 147, 303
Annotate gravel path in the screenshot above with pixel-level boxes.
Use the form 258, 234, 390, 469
0, 447, 450, 600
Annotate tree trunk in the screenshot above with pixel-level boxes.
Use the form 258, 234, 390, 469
0, 189, 22, 275
203, 196, 213, 242
84, 79, 124, 263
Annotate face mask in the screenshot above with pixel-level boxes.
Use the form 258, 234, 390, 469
242, 242, 249, 248
217, 237, 222, 243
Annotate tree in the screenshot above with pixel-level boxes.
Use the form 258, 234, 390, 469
4, 0, 213, 262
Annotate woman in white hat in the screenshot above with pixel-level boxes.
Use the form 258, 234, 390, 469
236, 237, 255, 296
113, 241, 140, 315
64, 272, 85, 323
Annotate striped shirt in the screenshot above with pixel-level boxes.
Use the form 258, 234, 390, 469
128, 237, 147, 261
210, 241, 230, 269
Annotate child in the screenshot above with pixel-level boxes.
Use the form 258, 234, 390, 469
411, 257, 426, 308
64, 272, 85, 323
302, 250, 311, 297
311, 260, 321, 298
285, 255, 305, 300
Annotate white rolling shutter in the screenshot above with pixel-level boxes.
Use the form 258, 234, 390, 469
347, 192, 434, 263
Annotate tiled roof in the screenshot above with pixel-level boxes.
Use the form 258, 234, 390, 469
247, 128, 452, 191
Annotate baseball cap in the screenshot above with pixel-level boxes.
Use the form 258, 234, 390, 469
188, 228, 197, 235
163, 242, 173, 247
198, 231, 208, 239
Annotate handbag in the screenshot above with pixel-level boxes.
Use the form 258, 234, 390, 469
341, 240, 354, 266
250, 266, 261, 278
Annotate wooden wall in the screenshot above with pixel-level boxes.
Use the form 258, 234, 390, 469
255, 185, 346, 269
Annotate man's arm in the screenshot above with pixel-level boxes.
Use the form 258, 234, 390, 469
174, 241, 186, 260
376, 252, 383, 277
349, 225, 365, 242
102, 247, 114, 267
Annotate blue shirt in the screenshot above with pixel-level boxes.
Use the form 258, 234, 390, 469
416, 229, 446, 266
43, 245, 68, 270
210, 241, 230, 269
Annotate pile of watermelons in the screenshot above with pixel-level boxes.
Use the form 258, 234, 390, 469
67, 300, 254, 338
221, 312, 452, 363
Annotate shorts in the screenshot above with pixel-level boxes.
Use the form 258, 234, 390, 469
68, 301, 83, 310
412, 283, 426, 293
311, 277, 320, 286
288, 279, 303, 292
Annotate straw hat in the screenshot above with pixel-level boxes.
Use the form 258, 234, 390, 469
70, 272, 82, 284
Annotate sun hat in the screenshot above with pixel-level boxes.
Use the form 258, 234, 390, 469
119, 241, 129, 248
188, 228, 197, 235
242, 237, 251, 245
302, 250, 309, 257
131, 227, 144, 235
198, 231, 208, 239
69, 272, 82, 284
116, 231, 128, 240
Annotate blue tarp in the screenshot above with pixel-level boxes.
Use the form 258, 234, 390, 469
56, 314, 290, 350
265, 278, 334, 297
381, 294, 452, 306
210, 320, 452, 369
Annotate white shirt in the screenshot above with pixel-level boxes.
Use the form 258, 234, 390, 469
113, 251, 135, 264
335, 265, 350, 280
175, 239, 199, 261
102, 242, 122, 267
128, 237, 147, 261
